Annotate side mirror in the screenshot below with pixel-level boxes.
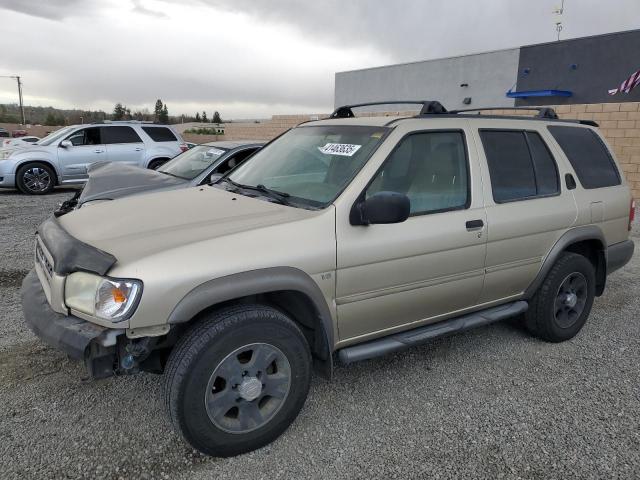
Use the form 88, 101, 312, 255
208, 173, 223, 184
351, 191, 410, 225
59, 140, 72, 148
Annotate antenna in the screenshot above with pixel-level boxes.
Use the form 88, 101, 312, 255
553, 0, 565, 41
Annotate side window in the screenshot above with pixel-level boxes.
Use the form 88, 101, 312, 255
102, 126, 142, 144
480, 130, 559, 203
547, 126, 620, 189
366, 131, 469, 215
142, 127, 177, 142
215, 148, 258, 174
66, 127, 101, 146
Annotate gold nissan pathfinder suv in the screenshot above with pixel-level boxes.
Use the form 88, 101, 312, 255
22, 101, 635, 457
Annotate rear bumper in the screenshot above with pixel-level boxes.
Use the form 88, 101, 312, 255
607, 239, 634, 274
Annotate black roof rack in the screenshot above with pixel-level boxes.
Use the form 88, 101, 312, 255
330, 100, 447, 118
448, 106, 559, 119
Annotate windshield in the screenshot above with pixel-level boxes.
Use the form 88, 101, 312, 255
37, 126, 75, 146
226, 125, 388, 208
158, 145, 228, 180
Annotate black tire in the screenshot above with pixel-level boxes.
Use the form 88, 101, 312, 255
148, 159, 168, 170
16, 162, 56, 194
164, 304, 311, 457
525, 252, 596, 342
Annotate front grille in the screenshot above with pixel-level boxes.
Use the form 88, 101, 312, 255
35, 240, 54, 279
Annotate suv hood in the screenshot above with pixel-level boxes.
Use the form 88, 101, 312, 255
78, 161, 187, 205
57, 185, 318, 264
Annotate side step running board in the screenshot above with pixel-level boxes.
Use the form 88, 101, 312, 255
338, 301, 528, 364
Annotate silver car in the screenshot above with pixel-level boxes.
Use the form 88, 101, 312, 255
55, 140, 264, 213
0, 121, 187, 194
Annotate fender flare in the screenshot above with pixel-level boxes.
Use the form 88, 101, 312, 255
523, 225, 606, 299
167, 266, 334, 369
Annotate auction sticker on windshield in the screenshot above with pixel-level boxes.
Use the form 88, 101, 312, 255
318, 143, 362, 157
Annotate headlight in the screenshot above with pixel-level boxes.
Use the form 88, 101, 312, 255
65, 272, 142, 322
0, 150, 15, 160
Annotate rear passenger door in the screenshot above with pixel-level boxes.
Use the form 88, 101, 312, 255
102, 126, 145, 167
474, 128, 577, 303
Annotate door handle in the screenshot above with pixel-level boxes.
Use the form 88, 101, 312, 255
134, 147, 143, 151
465, 219, 484, 230
94, 149, 104, 153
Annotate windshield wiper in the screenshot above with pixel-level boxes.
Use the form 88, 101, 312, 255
236, 182, 291, 205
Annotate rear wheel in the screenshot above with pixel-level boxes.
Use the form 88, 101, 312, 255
164, 305, 311, 457
16, 162, 56, 194
525, 252, 595, 342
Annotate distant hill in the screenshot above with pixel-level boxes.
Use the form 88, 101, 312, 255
0, 103, 108, 125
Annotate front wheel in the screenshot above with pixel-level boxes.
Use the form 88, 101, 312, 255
525, 252, 596, 342
164, 305, 311, 457
16, 162, 56, 194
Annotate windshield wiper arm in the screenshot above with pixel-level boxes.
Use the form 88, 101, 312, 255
159, 171, 187, 180
233, 182, 291, 205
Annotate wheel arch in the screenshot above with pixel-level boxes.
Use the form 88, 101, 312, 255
145, 157, 171, 169
15, 159, 61, 185
524, 226, 607, 299
167, 267, 334, 378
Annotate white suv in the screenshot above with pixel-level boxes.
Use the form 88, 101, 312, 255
0, 121, 187, 194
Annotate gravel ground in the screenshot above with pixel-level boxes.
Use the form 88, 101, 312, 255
1, 188, 639, 480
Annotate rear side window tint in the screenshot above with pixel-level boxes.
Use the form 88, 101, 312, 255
102, 126, 142, 144
527, 132, 560, 195
142, 127, 177, 142
547, 126, 620, 189
480, 130, 560, 203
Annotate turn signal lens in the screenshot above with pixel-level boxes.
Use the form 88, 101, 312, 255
629, 199, 636, 231
65, 272, 142, 322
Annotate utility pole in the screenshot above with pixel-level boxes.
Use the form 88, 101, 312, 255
0, 75, 26, 124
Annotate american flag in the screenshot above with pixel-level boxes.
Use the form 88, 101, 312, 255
609, 68, 640, 95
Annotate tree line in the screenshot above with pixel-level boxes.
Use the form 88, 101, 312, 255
113, 99, 223, 124
0, 100, 225, 126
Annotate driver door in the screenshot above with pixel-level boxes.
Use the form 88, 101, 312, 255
336, 129, 487, 340
58, 127, 106, 181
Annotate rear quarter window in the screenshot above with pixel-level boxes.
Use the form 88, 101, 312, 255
142, 127, 178, 142
547, 126, 621, 189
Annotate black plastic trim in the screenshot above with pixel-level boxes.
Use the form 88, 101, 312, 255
607, 239, 634, 274
37, 216, 116, 276
524, 225, 606, 299
338, 301, 528, 364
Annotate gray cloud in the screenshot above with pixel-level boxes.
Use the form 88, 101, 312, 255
0, 0, 96, 20
131, 0, 167, 18
1, 0, 639, 117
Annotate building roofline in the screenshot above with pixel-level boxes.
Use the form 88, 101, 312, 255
336, 27, 640, 77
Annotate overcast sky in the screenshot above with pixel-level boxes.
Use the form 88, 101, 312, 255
0, 0, 638, 119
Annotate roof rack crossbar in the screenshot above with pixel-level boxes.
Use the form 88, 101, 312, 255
448, 106, 559, 119
330, 100, 447, 118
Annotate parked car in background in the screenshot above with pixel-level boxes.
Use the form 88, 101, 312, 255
0, 127, 9, 138
2, 135, 40, 149
22, 101, 634, 457
12, 129, 28, 137
0, 121, 187, 194
56, 140, 264, 212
